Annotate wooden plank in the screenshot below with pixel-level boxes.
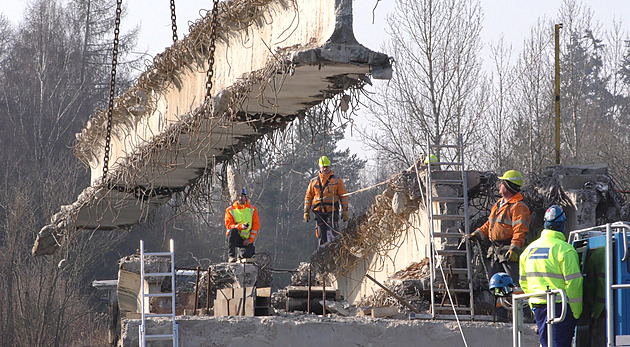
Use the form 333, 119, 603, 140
217, 288, 233, 300
244, 297, 255, 317
214, 299, 229, 316
371, 306, 399, 318
232, 287, 254, 299
228, 299, 240, 316
256, 287, 272, 297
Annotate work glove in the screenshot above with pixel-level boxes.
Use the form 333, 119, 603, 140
506, 249, 519, 262
464, 230, 481, 242
304, 211, 310, 222
342, 210, 349, 222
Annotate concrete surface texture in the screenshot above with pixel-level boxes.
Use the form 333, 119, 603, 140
33, 0, 392, 256
121, 313, 539, 347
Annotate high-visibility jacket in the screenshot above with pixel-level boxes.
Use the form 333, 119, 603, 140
225, 200, 260, 243
519, 229, 583, 319
304, 171, 348, 214
477, 192, 530, 248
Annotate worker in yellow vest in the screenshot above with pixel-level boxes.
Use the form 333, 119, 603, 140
520, 205, 583, 347
225, 188, 260, 262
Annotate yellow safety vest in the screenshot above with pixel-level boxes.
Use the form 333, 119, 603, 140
229, 206, 253, 239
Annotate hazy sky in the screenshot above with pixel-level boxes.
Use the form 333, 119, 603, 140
2, 0, 629, 158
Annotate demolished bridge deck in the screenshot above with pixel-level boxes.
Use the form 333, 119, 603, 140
33, 0, 391, 256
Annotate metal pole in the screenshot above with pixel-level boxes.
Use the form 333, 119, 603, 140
194, 267, 200, 315
139, 240, 146, 347
322, 276, 326, 316
554, 23, 563, 164
206, 267, 212, 311
606, 224, 614, 346
547, 290, 556, 347
307, 267, 311, 314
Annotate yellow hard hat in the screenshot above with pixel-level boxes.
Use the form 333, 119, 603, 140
424, 154, 438, 164
318, 156, 331, 167
498, 170, 524, 187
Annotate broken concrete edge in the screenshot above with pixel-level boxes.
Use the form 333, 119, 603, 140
73, 0, 297, 160
72, 0, 389, 165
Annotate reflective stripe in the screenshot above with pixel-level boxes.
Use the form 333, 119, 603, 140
525, 272, 565, 280
568, 296, 583, 304
525, 271, 582, 282
512, 219, 529, 227
564, 272, 582, 281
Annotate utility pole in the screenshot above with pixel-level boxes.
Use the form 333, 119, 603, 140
554, 23, 562, 164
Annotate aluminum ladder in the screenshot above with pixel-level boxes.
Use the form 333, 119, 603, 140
139, 239, 179, 347
425, 134, 475, 319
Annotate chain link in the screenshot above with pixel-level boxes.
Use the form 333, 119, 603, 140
103, 0, 123, 180
204, 0, 220, 104
170, 0, 178, 42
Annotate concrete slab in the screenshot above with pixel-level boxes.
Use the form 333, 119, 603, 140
120, 314, 540, 346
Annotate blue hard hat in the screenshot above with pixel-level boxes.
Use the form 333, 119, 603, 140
544, 205, 566, 232
489, 272, 514, 297
544, 205, 566, 222
241, 188, 247, 195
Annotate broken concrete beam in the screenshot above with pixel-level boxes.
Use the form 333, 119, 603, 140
371, 306, 399, 318
34, 0, 392, 256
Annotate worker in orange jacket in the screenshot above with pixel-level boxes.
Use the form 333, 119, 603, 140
467, 170, 531, 320
304, 156, 349, 246
225, 188, 260, 262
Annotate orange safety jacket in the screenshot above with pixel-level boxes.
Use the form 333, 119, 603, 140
225, 199, 260, 243
477, 192, 530, 248
304, 171, 348, 214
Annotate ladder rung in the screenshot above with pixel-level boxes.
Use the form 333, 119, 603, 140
433, 161, 463, 166
430, 144, 459, 149
145, 334, 174, 340
143, 251, 172, 257
430, 179, 463, 184
432, 214, 465, 220
144, 272, 173, 277
434, 288, 470, 293
442, 267, 470, 275
145, 293, 173, 298
431, 197, 465, 203
145, 313, 173, 318
433, 232, 464, 238
437, 249, 467, 256
435, 306, 472, 311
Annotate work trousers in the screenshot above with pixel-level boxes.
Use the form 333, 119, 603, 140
226, 228, 255, 260
314, 211, 340, 246
533, 303, 578, 347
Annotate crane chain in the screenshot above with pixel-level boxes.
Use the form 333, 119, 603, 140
170, 0, 178, 42
103, 0, 123, 180
204, 0, 220, 105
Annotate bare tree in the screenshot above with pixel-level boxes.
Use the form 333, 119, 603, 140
360, 0, 484, 173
